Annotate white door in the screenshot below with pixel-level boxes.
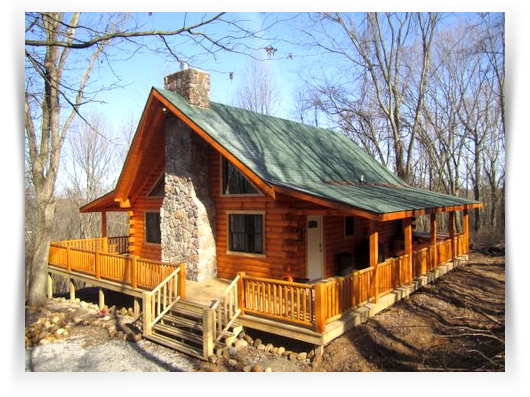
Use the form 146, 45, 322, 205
307, 215, 324, 281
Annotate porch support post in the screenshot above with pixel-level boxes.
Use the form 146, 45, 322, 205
134, 298, 140, 318
430, 214, 438, 268
69, 279, 76, 302
98, 288, 105, 310
101, 210, 107, 238
237, 272, 246, 316
178, 263, 186, 299
47, 273, 53, 300
449, 211, 455, 260
403, 217, 413, 284
369, 220, 379, 303
463, 209, 469, 254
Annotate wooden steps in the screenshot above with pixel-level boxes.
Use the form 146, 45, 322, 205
145, 333, 205, 360
144, 301, 205, 359
144, 300, 243, 360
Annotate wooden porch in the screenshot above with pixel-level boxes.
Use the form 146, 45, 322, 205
47, 238, 241, 360
47, 221, 469, 357
236, 232, 468, 346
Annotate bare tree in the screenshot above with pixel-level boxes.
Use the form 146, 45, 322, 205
24, 12, 269, 307
296, 12, 441, 183
60, 113, 121, 238
234, 59, 281, 115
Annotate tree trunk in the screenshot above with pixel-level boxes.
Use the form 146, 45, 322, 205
27, 200, 56, 307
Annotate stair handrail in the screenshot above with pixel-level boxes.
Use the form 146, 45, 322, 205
209, 274, 241, 344
142, 263, 185, 336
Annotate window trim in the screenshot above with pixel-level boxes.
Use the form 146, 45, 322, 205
226, 210, 266, 258
344, 216, 355, 238
220, 156, 263, 197
144, 211, 162, 245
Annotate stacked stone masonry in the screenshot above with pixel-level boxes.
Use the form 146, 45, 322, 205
161, 115, 217, 282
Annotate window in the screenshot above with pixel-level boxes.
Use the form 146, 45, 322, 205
145, 212, 161, 244
228, 213, 264, 254
394, 219, 403, 237
344, 216, 355, 237
222, 157, 259, 195
148, 175, 165, 197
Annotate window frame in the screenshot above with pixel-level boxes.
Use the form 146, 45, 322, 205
226, 210, 266, 258
144, 211, 162, 245
344, 216, 355, 238
220, 156, 263, 197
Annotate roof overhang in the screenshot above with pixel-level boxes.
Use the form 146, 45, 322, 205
272, 184, 483, 222
79, 191, 129, 213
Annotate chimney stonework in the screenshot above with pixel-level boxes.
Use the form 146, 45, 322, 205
161, 68, 216, 281
164, 68, 210, 108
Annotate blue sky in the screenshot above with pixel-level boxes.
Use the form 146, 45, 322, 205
92, 12, 311, 125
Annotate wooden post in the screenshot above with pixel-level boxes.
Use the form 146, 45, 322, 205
69, 279, 76, 302
178, 263, 186, 299
98, 288, 105, 310
95, 250, 101, 279
134, 298, 140, 318
403, 217, 413, 284
142, 292, 152, 336
102, 237, 108, 253
66, 246, 71, 272
202, 308, 215, 359
237, 272, 246, 315
314, 282, 327, 333
47, 273, 53, 300
449, 211, 455, 260
369, 220, 379, 303
430, 214, 438, 268
463, 209, 469, 254
131, 255, 138, 289
101, 211, 107, 238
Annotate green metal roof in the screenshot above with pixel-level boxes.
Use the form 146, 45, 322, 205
156, 88, 479, 215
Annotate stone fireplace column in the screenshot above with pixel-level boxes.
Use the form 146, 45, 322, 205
161, 115, 216, 282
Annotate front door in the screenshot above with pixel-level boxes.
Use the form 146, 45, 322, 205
307, 215, 324, 281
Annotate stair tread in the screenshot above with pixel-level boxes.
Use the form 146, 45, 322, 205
170, 303, 205, 319
144, 333, 204, 360
153, 323, 203, 344
162, 314, 203, 331
175, 300, 208, 312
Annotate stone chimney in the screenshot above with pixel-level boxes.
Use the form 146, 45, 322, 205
161, 67, 216, 282
164, 66, 210, 108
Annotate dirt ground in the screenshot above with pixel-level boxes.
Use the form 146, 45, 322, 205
314, 250, 505, 372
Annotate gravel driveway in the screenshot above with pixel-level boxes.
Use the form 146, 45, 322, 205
25, 329, 202, 372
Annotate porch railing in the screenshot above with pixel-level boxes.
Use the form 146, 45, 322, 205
241, 275, 314, 327
52, 236, 129, 255
239, 234, 468, 332
48, 240, 177, 290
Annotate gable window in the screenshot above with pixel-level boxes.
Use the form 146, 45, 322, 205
222, 157, 259, 195
228, 213, 264, 255
148, 175, 165, 197
344, 216, 355, 237
145, 211, 161, 244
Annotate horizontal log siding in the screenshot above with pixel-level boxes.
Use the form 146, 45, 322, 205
128, 156, 165, 261
210, 150, 310, 280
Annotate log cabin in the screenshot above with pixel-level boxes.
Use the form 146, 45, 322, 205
48, 66, 482, 360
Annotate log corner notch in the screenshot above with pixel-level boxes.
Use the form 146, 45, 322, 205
115, 197, 131, 208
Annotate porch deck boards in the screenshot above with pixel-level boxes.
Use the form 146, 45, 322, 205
184, 278, 231, 307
